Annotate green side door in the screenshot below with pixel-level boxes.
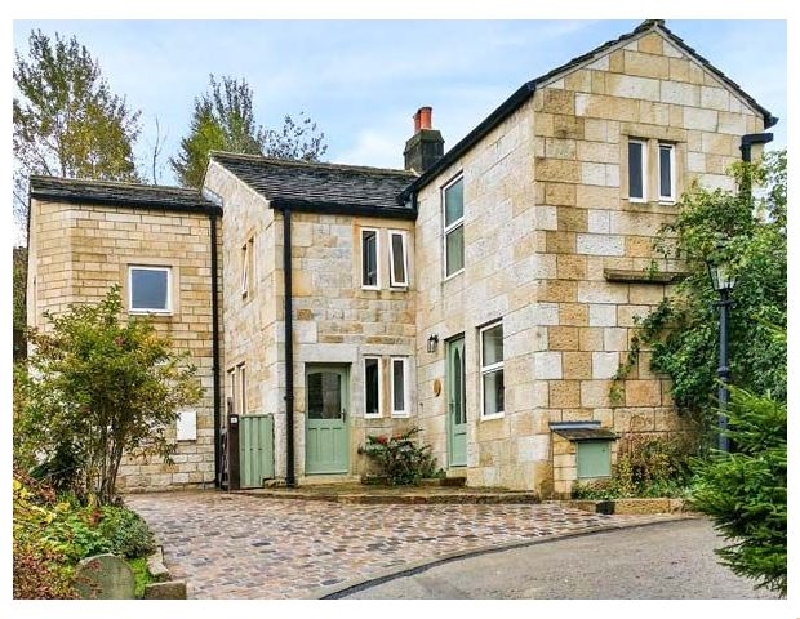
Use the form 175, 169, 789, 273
447, 336, 467, 467
305, 365, 349, 475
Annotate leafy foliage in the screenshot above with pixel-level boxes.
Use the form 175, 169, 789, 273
170, 74, 328, 188
358, 427, 439, 485
13, 470, 78, 599
613, 151, 786, 435
13, 247, 27, 361
690, 384, 786, 597
17, 285, 203, 504
13, 29, 142, 228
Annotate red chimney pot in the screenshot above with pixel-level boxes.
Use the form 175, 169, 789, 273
419, 106, 432, 130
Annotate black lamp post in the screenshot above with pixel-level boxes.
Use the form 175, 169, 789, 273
706, 255, 736, 452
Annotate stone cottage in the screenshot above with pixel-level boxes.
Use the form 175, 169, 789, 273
26, 19, 776, 497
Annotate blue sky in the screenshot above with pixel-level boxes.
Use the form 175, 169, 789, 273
12, 19, 787, 186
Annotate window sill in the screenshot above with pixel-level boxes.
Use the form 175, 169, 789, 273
361, 285, 381, 292
391, 412, 410, 419
443, 269, 464, 283
129, 310, 173, 317
364, 415, 383, 420
480, 413, 505, 422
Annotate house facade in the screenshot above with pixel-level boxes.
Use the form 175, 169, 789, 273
26, 20, 776, 497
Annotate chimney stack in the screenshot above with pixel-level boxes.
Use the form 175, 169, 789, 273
404, 106, 444, 173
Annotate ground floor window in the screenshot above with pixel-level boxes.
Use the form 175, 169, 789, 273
480, 322, 504, 418
364, 357, 382, 418
391, 357, 409, 417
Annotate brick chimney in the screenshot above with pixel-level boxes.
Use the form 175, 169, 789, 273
404, 106, 444, 173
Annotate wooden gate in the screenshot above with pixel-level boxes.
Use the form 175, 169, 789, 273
238, 414, 275, 488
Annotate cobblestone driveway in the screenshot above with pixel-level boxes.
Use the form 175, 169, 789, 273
126, 491, 683, 599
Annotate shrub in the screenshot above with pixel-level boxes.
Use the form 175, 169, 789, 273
13, 471, 78, 599
98, 506, 156, 559
690, 385, 786, 597
358, 427, 438, 485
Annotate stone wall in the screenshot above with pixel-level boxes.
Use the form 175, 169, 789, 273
205, 161, 417, 482
413, 28, 764, 495
27, 198, 218, 491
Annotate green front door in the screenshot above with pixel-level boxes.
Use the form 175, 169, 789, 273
447, 336, 467, 467
305, 365, 349, 474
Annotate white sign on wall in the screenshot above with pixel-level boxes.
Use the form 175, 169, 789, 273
176, 409, 197, 442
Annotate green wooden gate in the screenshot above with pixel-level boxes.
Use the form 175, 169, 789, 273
239, 414, 275, 488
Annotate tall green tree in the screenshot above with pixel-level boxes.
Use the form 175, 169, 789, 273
13, 29, 142, 228
170, 74, 327, 188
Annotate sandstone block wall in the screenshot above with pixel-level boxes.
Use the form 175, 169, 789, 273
27, 198, 218, 491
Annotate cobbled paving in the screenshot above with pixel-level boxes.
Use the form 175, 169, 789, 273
126, 491, 680, 599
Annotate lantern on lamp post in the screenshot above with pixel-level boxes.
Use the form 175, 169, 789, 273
706, 252, 736, 453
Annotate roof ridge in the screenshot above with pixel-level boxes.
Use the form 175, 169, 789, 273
209, 151, 417, 178
29, 175, 202, 194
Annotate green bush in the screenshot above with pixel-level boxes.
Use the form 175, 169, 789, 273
13, 470, 78, 599
690, 385, 786, 597
358, 427, 438, 485
98, 506, 156, 559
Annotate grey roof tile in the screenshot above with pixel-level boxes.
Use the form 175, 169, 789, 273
210, 152, 416, 212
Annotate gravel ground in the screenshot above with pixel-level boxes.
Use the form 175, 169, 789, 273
337, 519, 781, 600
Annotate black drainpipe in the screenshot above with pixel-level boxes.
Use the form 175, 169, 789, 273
740, 132, 773, 163
740, 133, 773, 198
282, 207, 296, 488
208, 206, 222, 488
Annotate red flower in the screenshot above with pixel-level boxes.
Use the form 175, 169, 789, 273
376, 435, 388, 445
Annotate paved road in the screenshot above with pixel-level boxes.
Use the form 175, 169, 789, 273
126, 491, 683, 599
337, 519, 779, 600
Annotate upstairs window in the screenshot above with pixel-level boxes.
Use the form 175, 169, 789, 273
388, 230, 409, 288
443, 177, 464, 277
242, 237, 254, 298
658, 143, 676, 202
628, 139, 646, 201
361, 228, 380, 289
129, 266, 171, 313
480, 322, 504, 419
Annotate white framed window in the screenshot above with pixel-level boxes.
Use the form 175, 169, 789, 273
627, 139, 647, 202
390, 357, 410, 417
238, 363, 246, 415
658, 143, 676, 202
361, 228, 380, 289
227, 368, 237, 416
480, 322, 504, 419
364, 357, 382, 418
388, 230, 409, 288
241, 237, 254, 298
128, 266, 171, 313
443, 176, 464, 278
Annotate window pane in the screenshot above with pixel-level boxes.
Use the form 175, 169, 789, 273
445, 225, 464, 275
483, 369, 504, 416
444, 179, 463, 226
362, 230, 377, 286
131, 268, 168, 310
239, 366, 246, 415
659, 145, 673, 198
628, 141, 644, 199
482, 324, 503, 366
365, 359, 379, 417
393, 359, 405, 412
391, 233, 406, 284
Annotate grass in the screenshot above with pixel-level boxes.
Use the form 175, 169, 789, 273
127, 557, 155, 599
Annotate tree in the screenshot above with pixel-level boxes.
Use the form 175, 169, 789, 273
690, 367, 786, 596
170, 74, 327, 188
14, 247, 27, 361
13, 29, 142, 228
16, 286, 202, 504
616, 151, 786, 439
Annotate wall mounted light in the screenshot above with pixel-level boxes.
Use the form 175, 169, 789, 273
426, 334, 439, 354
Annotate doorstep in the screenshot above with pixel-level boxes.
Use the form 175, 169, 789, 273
233, 484, 540, 505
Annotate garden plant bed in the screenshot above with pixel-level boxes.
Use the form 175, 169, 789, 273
560, 497, 689, 516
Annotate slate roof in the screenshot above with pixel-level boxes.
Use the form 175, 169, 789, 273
29, 175, 217, 214
210, 152, 416, 217
397, 19, 778, 202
